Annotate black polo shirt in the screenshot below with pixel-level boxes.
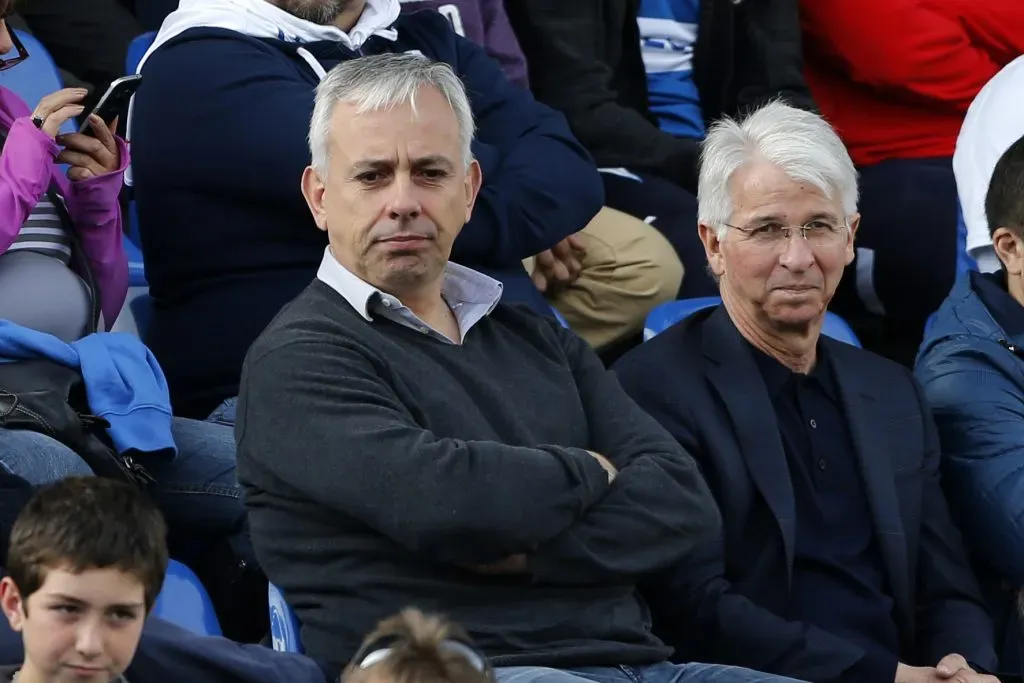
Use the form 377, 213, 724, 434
750, 342, 900, 682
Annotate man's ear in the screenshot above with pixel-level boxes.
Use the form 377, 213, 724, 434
993, 226, 1024, 276
698, 222, 725, 278
301, 166, 329, 233
0, 577, 26, 633
463, 159, 482, 224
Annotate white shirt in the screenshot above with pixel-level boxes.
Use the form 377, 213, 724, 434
315, 247, 503, 345
954, 55, 1024, 273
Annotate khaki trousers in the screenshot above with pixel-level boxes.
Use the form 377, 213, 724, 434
523, 207, 683, 350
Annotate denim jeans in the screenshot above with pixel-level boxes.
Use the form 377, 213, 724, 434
0, 417, 251, 569
496, 662, 805, 683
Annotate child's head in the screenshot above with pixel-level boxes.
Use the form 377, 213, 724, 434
343, 609, 493, 683
0, 477, 168, 683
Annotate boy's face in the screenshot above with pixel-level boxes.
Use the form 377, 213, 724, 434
0, 567, 147, 683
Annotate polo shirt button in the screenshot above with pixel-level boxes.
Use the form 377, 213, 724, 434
809, 418, 817, 429
817, 458, 827, 471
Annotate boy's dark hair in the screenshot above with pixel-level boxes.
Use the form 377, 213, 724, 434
344, 609, 493, 683
986, 133, 1024, 237
6, 477, 168, 610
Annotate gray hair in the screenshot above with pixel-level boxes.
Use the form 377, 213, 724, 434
308, 53, 476, 176
697, 100, 859, 237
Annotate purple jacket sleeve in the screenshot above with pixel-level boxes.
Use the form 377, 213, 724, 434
0, 116, 129, 328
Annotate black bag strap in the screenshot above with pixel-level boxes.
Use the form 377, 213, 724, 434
46, 184, 102, 334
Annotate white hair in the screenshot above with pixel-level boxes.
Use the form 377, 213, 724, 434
698, 101, 859, 237
308, 53, 476, 176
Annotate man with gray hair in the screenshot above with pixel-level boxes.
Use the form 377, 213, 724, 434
614, 101, 1000, 683
236, 53, 799, 683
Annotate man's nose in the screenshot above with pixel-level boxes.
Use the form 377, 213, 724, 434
778, 229, 816, 270
386, 174, 421, 221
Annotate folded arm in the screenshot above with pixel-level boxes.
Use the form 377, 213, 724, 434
528, 323, 720, 584
236, 337, 612, 567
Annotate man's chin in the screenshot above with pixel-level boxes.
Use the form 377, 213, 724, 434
764, 295, 826, 330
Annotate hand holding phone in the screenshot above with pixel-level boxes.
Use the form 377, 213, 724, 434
77, 74, 141, 136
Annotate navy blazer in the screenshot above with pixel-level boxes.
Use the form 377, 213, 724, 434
613, 306, 996, 683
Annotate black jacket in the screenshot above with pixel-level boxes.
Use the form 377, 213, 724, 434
507, 0, 816, 192
613, 306, 998, 682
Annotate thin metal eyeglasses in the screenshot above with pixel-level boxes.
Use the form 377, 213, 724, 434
723, 220, 849, 250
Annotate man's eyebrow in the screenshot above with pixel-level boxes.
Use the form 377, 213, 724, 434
412, 155, 455, 171
350, 159, 394, 173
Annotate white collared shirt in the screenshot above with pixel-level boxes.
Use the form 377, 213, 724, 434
316, 248, 503, 344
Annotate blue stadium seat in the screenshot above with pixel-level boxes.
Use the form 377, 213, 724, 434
126, 32, 156, 74
122, 234, 147, 287
551, 306, 570, 329
0, 31, 76, 136
268, 583, 303, 654
644, 297, 862, 347
151, 559, 222, 637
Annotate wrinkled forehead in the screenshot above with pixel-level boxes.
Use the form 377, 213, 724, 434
327, 92, 462, 164
729, 162, 845, 223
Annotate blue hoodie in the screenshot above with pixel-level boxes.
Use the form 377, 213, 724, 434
915, 272, 1024, 585
0, 322, 176, 456
130, 6, 601, 418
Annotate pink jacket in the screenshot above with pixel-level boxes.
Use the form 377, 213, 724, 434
0, 86, 129, 327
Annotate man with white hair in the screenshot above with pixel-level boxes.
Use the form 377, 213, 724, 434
236, 53, 800, 683
614, 102, 999, 683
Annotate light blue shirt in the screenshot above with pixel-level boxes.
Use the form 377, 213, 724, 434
316, 247, 504, 345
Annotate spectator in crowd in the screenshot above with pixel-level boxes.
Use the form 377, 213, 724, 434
0, 9, 263, 642
235, 53, 803, 683
613, 102, 1000, 683
799, 0, 1024, 349
0, 476, 331, 683
916, 133, 1024, 669
130, 0, 682, 419
396, 0, 682, 353
506, 0, 815, 299
343, 609, 492, 683
955, 56, 1024, 275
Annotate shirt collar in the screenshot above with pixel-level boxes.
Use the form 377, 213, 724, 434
315, 247, 503, 321
747, 338, 836, 401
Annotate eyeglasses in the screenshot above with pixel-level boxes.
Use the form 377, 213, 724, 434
723, 220, 848, 250
0, 25, 29, 72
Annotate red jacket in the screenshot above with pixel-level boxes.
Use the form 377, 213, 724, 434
801, 0, 1024, 166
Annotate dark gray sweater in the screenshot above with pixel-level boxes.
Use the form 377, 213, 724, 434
236, 280, 720, 668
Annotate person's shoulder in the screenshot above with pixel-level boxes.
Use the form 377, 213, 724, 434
144, 26, 284, 71
613, 312, 706, 383
825, 337, 920, 399
245, 281, 364, 363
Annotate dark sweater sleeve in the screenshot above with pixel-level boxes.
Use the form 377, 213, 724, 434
446, 14, 604, 265
528, 324, 721, 584
236, 337, 612, 567
507, 0, 700, 191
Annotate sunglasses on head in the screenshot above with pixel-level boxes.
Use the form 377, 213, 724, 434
0, 11, 28, 72
350, 634, 492, 678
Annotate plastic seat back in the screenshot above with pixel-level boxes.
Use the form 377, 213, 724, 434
268, 582, 304, 653
151, 559, 222, 636
644, 297, 862, 348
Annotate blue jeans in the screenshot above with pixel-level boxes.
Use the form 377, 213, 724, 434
0, 417, 251, 567
496, 663, 804, 683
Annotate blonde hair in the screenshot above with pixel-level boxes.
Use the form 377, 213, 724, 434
344, 610, 492, 683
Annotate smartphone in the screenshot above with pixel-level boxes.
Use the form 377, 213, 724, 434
77, 74, 142, 135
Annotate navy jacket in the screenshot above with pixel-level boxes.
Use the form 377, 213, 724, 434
916, 273, 1024, 586
131, 11, 602, 417
613, 306, 997, 683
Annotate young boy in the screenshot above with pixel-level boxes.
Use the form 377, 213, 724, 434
0, 477, 167, 683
